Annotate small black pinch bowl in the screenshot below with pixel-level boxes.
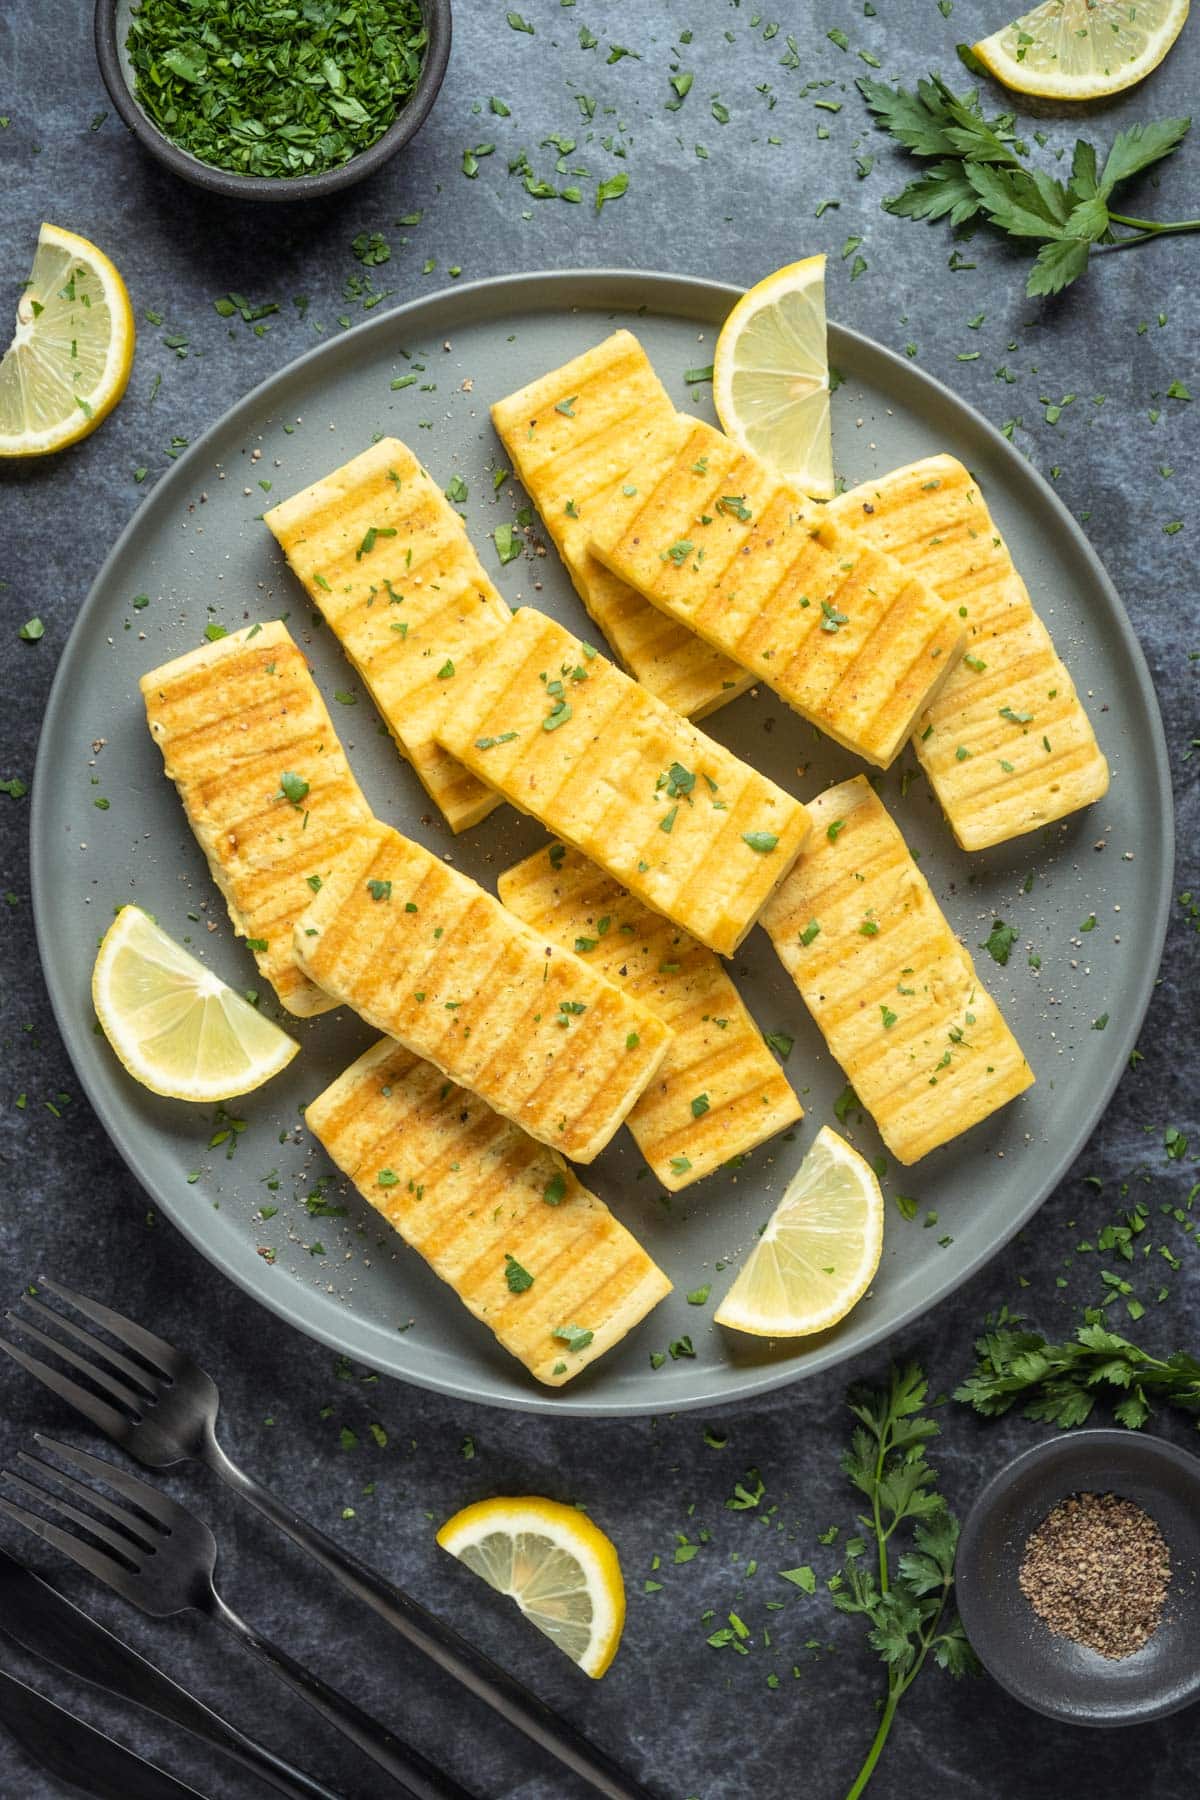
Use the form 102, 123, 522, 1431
956, 1430, 1200, 1727
94, 0, 451, 201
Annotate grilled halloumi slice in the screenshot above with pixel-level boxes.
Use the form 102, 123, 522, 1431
307, 1039, 672, 1386
499, 842, 802, 1189
828, 455, 1110, 850
434, 607, 811, 957
491, 332, 752, 719
587, 417, 966, 768
264, 438, 510, 833
293, 820, 672, 1162
760, 776, 1033, 1163
141, 621, 373, 1017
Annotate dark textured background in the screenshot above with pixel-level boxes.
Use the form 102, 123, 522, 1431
1, 2, 1197, 1796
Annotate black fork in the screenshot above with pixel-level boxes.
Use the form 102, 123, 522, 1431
0, 1277, 652, 1800
0, 1436, 474, 1800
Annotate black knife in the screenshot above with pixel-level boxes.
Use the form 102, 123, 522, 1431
0, 1547, 343, 1799
0, 1660, 206, 1800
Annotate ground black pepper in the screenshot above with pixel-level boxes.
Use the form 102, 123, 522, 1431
1019, 1490, 1170, 1659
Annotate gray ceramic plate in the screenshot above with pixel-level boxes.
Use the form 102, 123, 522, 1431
30, 270, 1172, 1416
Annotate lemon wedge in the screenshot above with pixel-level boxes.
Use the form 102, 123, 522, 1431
92, 907, 299, 1102
972, 0, 1188, 100
436, 1496, 625, 1678
0, 224, 135, 458
713, 1125, 883, 1337
712, 254, 834, 500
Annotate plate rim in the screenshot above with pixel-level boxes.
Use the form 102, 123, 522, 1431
29, 266, 1176, 1417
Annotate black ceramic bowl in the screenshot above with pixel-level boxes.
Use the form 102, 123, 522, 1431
94, 0, 451, 201
956, 1430, 1200, 1727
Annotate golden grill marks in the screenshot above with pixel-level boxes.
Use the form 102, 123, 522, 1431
499, 841, 802, 1189
293, 819, 673, 1163
434, 606, 811, 958
587, 416, 966, 768
307, 1039, 672, 1386
828, 454, 1109, 849
760, 775, 1033, 1163
264, 437, 510, 833
491, 331, 753, 719
140, 620, 374, 1017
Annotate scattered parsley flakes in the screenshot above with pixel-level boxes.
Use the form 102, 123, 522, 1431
504, 1253, 534, 1293
981, 919, 1018, 966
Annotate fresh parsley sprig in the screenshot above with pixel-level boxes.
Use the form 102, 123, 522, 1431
833, 1364, 977, 1800
858, 72, 1196, 296
954, 1309, 1200, 1429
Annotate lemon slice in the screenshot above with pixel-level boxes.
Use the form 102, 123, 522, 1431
436, 1496, 625, 1678
713, 1125, 883, 1337
0, 223, 135, 458
712, 254, 833, 500
92, 907, 299, 1102
972, 0, 1189, 99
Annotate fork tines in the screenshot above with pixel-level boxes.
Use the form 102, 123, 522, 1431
0, 1436, 178, 1610
0, 1276, 176, 1444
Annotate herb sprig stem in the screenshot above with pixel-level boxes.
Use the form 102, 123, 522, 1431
834, 1364, 977, 1799
858, 72, 1194, 297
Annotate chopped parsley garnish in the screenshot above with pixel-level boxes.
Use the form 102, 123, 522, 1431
367, 879, 392, 902
765, 1031, 794, 1060
277, 771, 309, 807
742, 831, 779, 853
494, 522, 521, 564
474, 732, 518, 749
125, 0, 429, 180
820, 599, 849, 633
504, 1254, 534, 1294
356, 525, 397, 560
543, 1172, 568, 1206
662, 539, 694, 566
982, 919, 1018, 965
553, 1323, 594, 1352
799, 919, 821, 946
691, 1093, 710, 1118
542, 697, 573, 731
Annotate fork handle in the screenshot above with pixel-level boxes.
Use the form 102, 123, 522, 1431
210, 1590, 474, 1800
205, 1435, 653, 1800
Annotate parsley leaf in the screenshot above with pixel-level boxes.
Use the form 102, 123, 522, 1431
981, 919, 1018, 966
954, 1309, 1200, 1433
833, 1364, 978, 1790
859, 74, 1195, 297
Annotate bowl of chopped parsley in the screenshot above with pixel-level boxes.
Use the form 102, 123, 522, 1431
94, 0, 450, 200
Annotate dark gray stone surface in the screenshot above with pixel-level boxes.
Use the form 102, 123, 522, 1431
1, 2, 1197, 1797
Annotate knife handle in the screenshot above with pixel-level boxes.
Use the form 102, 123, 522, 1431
0, 1609, 341, 1800
0, 1661, 203, 1800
